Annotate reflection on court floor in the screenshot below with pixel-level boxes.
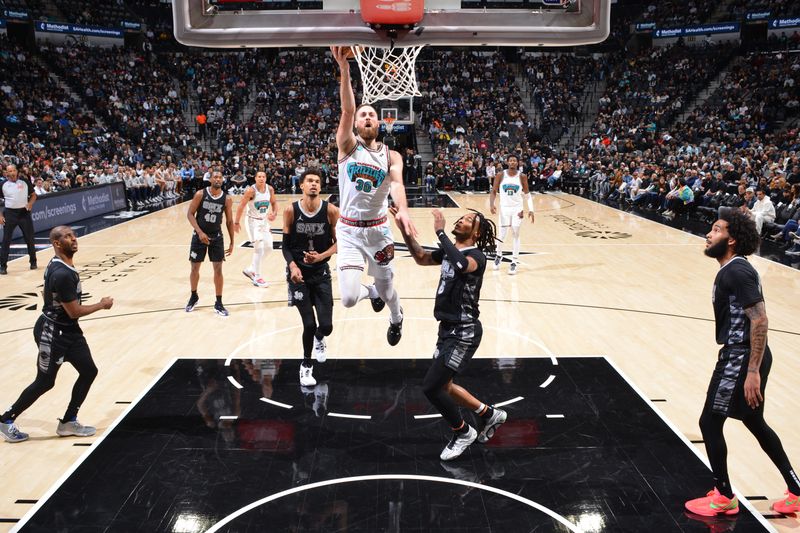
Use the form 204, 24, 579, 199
16, 357, 771, 532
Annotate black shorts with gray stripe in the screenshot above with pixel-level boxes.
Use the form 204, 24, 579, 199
433, 320, 483, 373
34, 315, 90, 377
705, 345, 772, 420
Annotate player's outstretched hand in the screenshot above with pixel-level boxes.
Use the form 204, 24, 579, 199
330, 46, 350, 68
431, 209, 445, 232
100, 297, 114, 310
394, 209, 418, 238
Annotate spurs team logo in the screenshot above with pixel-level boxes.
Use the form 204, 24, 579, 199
373, 244, 395, 266
346, 161, 386, 192
575, 230, 631, 240
0, 291, 93, 311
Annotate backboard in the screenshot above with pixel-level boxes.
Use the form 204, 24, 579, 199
172, 0, 610, 49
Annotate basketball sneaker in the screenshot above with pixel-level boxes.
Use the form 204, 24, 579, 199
440, 425, 477, 461
252, 276, 269, 288
57, 419, 96, 437
299, 363, 316, 387
509, 262, 518, 275
685, 489, 739, 517
387, 308, 403, 346
0, 421, 29, 443
313, 337, 327, 363
185, 294, 199, 312
242, 269, 256, 282
477, 408, 507, 443
493, 255, 502, 270
368, 285, 385, 312
772, 490, 800, 514
214, 302, 229, 317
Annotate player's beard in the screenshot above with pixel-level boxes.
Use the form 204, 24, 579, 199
356, 125, 378, 143
704, 239, 729, 259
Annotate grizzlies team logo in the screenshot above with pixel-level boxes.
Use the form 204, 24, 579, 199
373, 244, 395, 266
502, 184, 520, 194
347, 162, 386, 193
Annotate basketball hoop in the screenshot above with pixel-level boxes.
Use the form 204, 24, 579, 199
352, 45, 424, 105
383, 116, 397, 135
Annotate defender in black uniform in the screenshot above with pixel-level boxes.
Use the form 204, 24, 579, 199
393, 207, 505, 461
186, 170, 234, 316
0, 226, 114, 443
685, 208, 800, 517
283, 169, 339, 387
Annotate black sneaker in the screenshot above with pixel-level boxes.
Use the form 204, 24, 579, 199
30, 262, 37, 270
214, 302, 229, 317
371, 296, 385, 313
387, 308, 403, 346
0, 266, 6, 275
185, 294, 199, 312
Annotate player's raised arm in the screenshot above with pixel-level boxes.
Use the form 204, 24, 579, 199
331, 46, 357, 156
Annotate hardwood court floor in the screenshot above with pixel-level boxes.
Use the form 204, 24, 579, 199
0, 192, 798, 531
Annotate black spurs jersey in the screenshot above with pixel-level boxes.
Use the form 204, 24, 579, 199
195, 187, 227, 235
712, 256, 765, 347
286, 200, 333, 273
42, 258, 82, 327
431, 246, 486, 323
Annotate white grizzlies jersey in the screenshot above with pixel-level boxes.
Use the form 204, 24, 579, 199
246, 184, 271, 220
338, 141, 392, 220
499, 170, 523, 211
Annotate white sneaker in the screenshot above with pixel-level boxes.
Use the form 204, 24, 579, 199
299, 363, 316, 387
313, 337, 327, 363
440, 425, 477, 461
56, 419, 96, 437
242, 269, 256, 281
252, 276, 269, 288
492, 255, 502, 270
477, 408, 507, 443
509, 262, 518, 275
0, 421, 29, 443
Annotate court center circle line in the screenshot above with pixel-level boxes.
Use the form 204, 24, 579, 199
204, 474, 581, 533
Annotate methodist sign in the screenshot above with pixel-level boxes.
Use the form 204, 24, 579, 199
35, 21, 124, 38
653, 22, 740, 38
0, 183, 128, 240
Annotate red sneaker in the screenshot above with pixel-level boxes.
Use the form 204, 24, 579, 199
685, 488, 739, 517
771, 490, 800, 514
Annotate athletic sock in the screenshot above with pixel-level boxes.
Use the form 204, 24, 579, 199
475, 404, 494, 419
366, 284, 379, 299
452, 421, 468, 434
717, 481, 734, 499
190, 291, 198, 299
215, 295, 222, 305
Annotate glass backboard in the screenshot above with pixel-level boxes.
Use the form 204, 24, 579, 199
173, 0, 610, 49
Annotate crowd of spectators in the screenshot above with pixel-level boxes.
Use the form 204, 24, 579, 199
54, 0, 141, 28
728, 0, 800, 20
416, 50, 530, 191
521, 52, 603, 144
636, 1, 715, 28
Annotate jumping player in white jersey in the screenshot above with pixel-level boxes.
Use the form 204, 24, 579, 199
330, 45, 418, 346
489, 155, 534, 275
234, 170, 277, 288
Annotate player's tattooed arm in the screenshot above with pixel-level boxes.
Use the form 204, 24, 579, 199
744, 301, 769, 372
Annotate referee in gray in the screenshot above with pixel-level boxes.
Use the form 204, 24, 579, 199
0, 164, 38, 275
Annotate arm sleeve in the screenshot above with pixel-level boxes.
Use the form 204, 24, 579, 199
436, 230, 469, 273
526, 192, 534, 212
431, 248, 444, 265
282, 234, 295, 265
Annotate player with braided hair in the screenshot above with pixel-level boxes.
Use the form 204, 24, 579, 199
391, 207, 505, 461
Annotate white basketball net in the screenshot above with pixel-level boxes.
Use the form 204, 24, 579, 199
352, 45, 425, 105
